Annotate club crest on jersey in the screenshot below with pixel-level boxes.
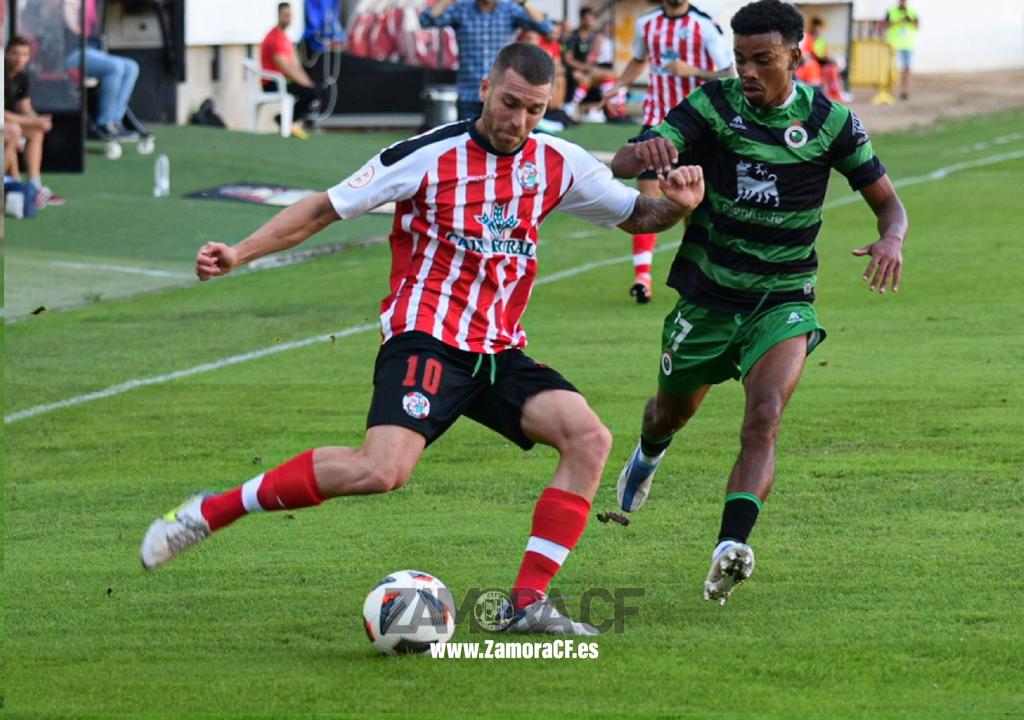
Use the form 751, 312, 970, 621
735, 161, 780, 208
515, 162, 540, 191
675, 25, 691, 40
402, 392, 431, 419
476, 203, 521, 240
784, 124, 809, 149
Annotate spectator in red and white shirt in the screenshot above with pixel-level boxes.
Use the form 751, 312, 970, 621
141, 43, 705, 635
602, 0, 733, 305
260, 2, 322, 138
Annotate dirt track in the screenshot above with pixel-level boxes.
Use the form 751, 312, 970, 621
848, 68, 1024, 133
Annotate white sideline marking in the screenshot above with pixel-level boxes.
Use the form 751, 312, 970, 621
824, 149, 1024, 209
7, 148, 1023, 426
50, 260, 194, 279
3, 246, 674, 426
3, 322, 379, 424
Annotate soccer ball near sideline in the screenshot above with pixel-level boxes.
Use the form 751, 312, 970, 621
362, 570, 456, 655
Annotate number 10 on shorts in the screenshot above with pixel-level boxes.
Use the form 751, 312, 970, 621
403, 355, 444, 395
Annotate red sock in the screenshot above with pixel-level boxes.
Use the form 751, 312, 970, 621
632, 233, 657, 279
512, 487, 591, 610
200, 450, 324, 531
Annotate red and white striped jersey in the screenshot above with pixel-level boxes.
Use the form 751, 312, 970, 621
633, 6, 732, 127
327, 120, 639, 354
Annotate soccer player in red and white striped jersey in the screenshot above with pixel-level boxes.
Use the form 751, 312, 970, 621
140, 43, 706, 635
603, 0, 733, 304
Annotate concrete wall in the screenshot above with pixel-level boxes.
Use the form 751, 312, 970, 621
630, 0, 1024, 73
850, 0, 1024, 72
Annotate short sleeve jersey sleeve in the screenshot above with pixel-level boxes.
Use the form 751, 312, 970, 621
830, 108, 887, 190
327, 146, 427, 220
648, 88, 713, 154
552, 140, 639, 228
695, 15, 732, 70
631, 15, 651, 61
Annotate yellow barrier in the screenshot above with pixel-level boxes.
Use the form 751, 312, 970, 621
851, 39, 899, 105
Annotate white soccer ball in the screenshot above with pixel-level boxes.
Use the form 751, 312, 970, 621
104, 140, 122, 160
362, 570, 456, 655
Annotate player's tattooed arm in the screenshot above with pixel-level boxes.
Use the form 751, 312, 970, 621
195, 192, 339, 281
618, 166, 704, 235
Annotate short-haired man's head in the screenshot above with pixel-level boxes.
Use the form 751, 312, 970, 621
278, 2, 290, 12
810, 17, 824, 30
731, 0, 805, 46
490, 42, 555, 87
579, 7, 595, 21
5, 35, 31, 55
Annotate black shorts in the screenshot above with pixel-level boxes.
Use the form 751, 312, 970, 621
366, 332, 579, 450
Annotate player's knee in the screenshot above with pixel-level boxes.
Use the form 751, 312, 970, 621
570, 420, 613, 471
364, 464, 411, 494
740, 400, 783, 445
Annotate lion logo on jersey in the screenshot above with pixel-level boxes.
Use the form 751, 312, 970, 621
475, 203, 521, 241
735, 161, 780, 208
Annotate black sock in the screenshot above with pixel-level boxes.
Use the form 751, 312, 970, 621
640, 432, 673, 458
717, 493, 762, 545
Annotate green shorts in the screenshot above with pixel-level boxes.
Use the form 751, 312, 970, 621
658, 297, 826, 397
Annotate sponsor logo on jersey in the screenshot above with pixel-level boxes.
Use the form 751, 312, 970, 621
735, 161, 781, 208
655, 49, 680, 75
445, 232, 537, 258
475, 203, 521, 240
462, 173, 498, 184
850, 111, 869, 145
402, 391, 431, 419
515, 162, 540, 191
783, 124, 809, 149
346, 163, 375, 189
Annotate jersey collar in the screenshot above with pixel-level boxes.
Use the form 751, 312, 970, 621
469, 120, 529, 157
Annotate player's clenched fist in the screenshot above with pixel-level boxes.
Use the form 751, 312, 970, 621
195, 241, 239, 281
659, 165, 705, 212
633, 136, 679, 178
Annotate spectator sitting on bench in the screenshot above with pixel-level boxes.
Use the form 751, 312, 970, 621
64, 0, 140, 141
261, 2, 322, 139
4, 36, 64, 207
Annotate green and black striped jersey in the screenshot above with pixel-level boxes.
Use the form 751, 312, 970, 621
648, 77, 886, 313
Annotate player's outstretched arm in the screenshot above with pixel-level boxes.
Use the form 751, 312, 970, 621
851, 175, 909, 294
617, 166, 704, 235
195, 192, 340, 281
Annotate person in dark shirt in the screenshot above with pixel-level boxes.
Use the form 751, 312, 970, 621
4, 37, 64, 207
561, 7, 615, 122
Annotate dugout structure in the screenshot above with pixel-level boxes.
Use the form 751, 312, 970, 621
6, 0, 87, 172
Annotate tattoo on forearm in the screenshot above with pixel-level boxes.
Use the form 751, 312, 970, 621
625, 195, 686, 233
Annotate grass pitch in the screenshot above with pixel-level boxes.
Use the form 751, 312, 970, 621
3, 109, 1023, 718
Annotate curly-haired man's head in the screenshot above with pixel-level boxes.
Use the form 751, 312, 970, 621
729, 0, 805, 108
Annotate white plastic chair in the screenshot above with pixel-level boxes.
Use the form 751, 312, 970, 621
241, 58, 294, 138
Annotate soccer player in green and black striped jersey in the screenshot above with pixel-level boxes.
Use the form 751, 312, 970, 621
610, 0, 909, 605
